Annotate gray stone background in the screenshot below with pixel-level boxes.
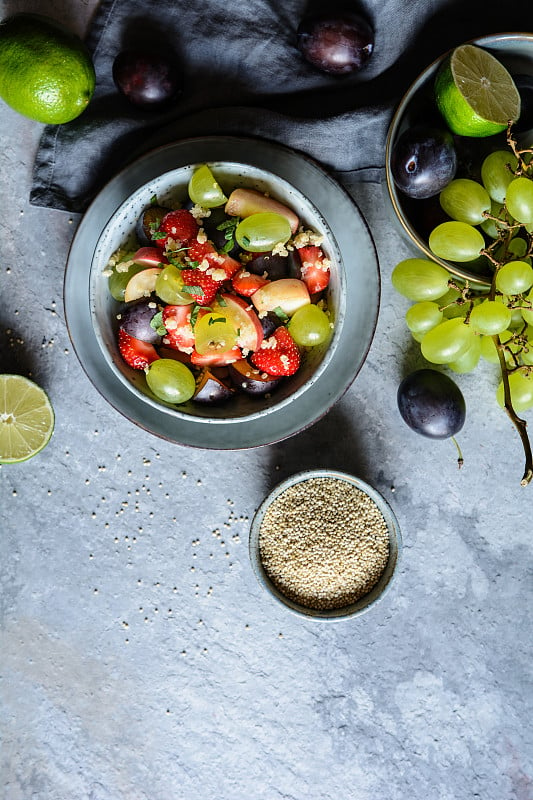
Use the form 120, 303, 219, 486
1, 1, 531, 799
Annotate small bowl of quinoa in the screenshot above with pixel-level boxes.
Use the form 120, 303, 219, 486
249, 469, 401, 619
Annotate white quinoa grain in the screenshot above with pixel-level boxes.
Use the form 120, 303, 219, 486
258, 477, 389, 610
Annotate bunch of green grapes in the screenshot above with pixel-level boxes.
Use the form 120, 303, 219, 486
392, 131, 533, 483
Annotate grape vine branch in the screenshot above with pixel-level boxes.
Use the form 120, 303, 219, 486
481, 125, 533, 485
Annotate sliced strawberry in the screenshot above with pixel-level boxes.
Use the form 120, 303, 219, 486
187, 239, 217, 264
232, 267, 269, 297
118, 328, 159, 369
297, 245, 330, 294
207, 251, 241, 280
155, 209, 199, 250
191, 346, 242, 367
180, 269, 219, 306
251, 326, 300, 377
161, 304, 196, 352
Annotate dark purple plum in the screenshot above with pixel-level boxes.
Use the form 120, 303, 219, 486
228, 359, 281, 396
248, 253, 288, 280
136, 204, 171, 246
513, 73, 533, 133
112, 49, 182, 109
397, 369, 465, 439
391, 126, 457, 199
259, 311, 284, 339
193, 369, 234, 404
297, 12, 374, 76
203, 209, 240, 257
120, 299, 161, 344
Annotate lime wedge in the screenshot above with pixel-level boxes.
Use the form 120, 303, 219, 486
188, 164, 227, 208
435, 44, 521, 137
0, 375, 54, 464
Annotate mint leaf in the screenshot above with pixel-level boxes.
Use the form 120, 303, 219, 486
273, 306, 289, 322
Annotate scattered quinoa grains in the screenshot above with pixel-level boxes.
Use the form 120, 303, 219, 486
258, 477, 390, 611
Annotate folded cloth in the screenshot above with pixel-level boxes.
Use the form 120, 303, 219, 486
30, 0, 531, 213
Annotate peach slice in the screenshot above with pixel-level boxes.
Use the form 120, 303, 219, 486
214, 293, 264, 353
124, 267, 162, 302
251, 278, 310, 316
225, 188, 299, 234
133, 247, 168, 267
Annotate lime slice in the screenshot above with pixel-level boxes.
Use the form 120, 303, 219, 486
435, 44, 521, 137
0, 375, 54, 464
188, 164, 227, 208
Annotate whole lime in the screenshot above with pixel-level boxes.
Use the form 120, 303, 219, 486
0, 13, 95, 124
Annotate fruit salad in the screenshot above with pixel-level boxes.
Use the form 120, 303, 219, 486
104, 164, 333, 407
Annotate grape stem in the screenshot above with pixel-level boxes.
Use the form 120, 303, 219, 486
493, 333, 533, 486
451, 436, 464, 469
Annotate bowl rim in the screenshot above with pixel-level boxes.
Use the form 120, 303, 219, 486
385, 32, 533, 289
248, 469, 402, 620
65, 135, 380, 450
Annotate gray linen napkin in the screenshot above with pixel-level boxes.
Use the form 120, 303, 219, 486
30, 0, 532, 213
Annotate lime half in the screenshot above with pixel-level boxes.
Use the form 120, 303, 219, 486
435, 44, 521, 137
0, 374, 54, 464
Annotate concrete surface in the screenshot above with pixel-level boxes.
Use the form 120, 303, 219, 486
1, 2, 532, 799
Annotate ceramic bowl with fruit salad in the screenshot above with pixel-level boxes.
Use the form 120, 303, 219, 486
65, 137, 379, 449
385, 33, 533, 288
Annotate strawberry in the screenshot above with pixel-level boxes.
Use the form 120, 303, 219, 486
180, 269, 219, 306
191, 346, 242, 367
297, 245, 330, 294
118, 328, 159, 369
250, 326, 300, 377
232, 268, 269, 297
187, 239, 217, 264
207, 251, 241, 280
161, 304, 196, 352
155, 209, 199, 250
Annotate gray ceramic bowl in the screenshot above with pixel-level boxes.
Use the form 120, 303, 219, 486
65, 136, 379, 449
249, 469, 402, 620
385, 33, 533, 288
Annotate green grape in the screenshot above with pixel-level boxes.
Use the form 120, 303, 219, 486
405, 301, 443, 335
449, 334, 481, 373
391, 258, 450, 301
521, 289, 533, 324
439, 178, 490, 225
420, 318, 474, 364
505, 177, 533, 224
480, 150, 518, 203
188, 164, 227, 208
429, 221, 485, 262
469, 300, 512, 335
235, 212, 291, 252
495, 260, 533, 295
439, 286, 466, 319
288, 304, 331, 346
480, 199, 508, 238
521, 344, 533, 366
496, 368, 533, 411
497, 296, 528, 329
194, 311, 238, 355
155, 265, 191, 305
146, 359, 196, 404
108, 255, 145, 301
480, 330, 520, 363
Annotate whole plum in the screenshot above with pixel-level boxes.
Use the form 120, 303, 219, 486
112, 49, 182, 109
397, 369, 465, 439
296, 12, 374, 76
391, 126, 457, 200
